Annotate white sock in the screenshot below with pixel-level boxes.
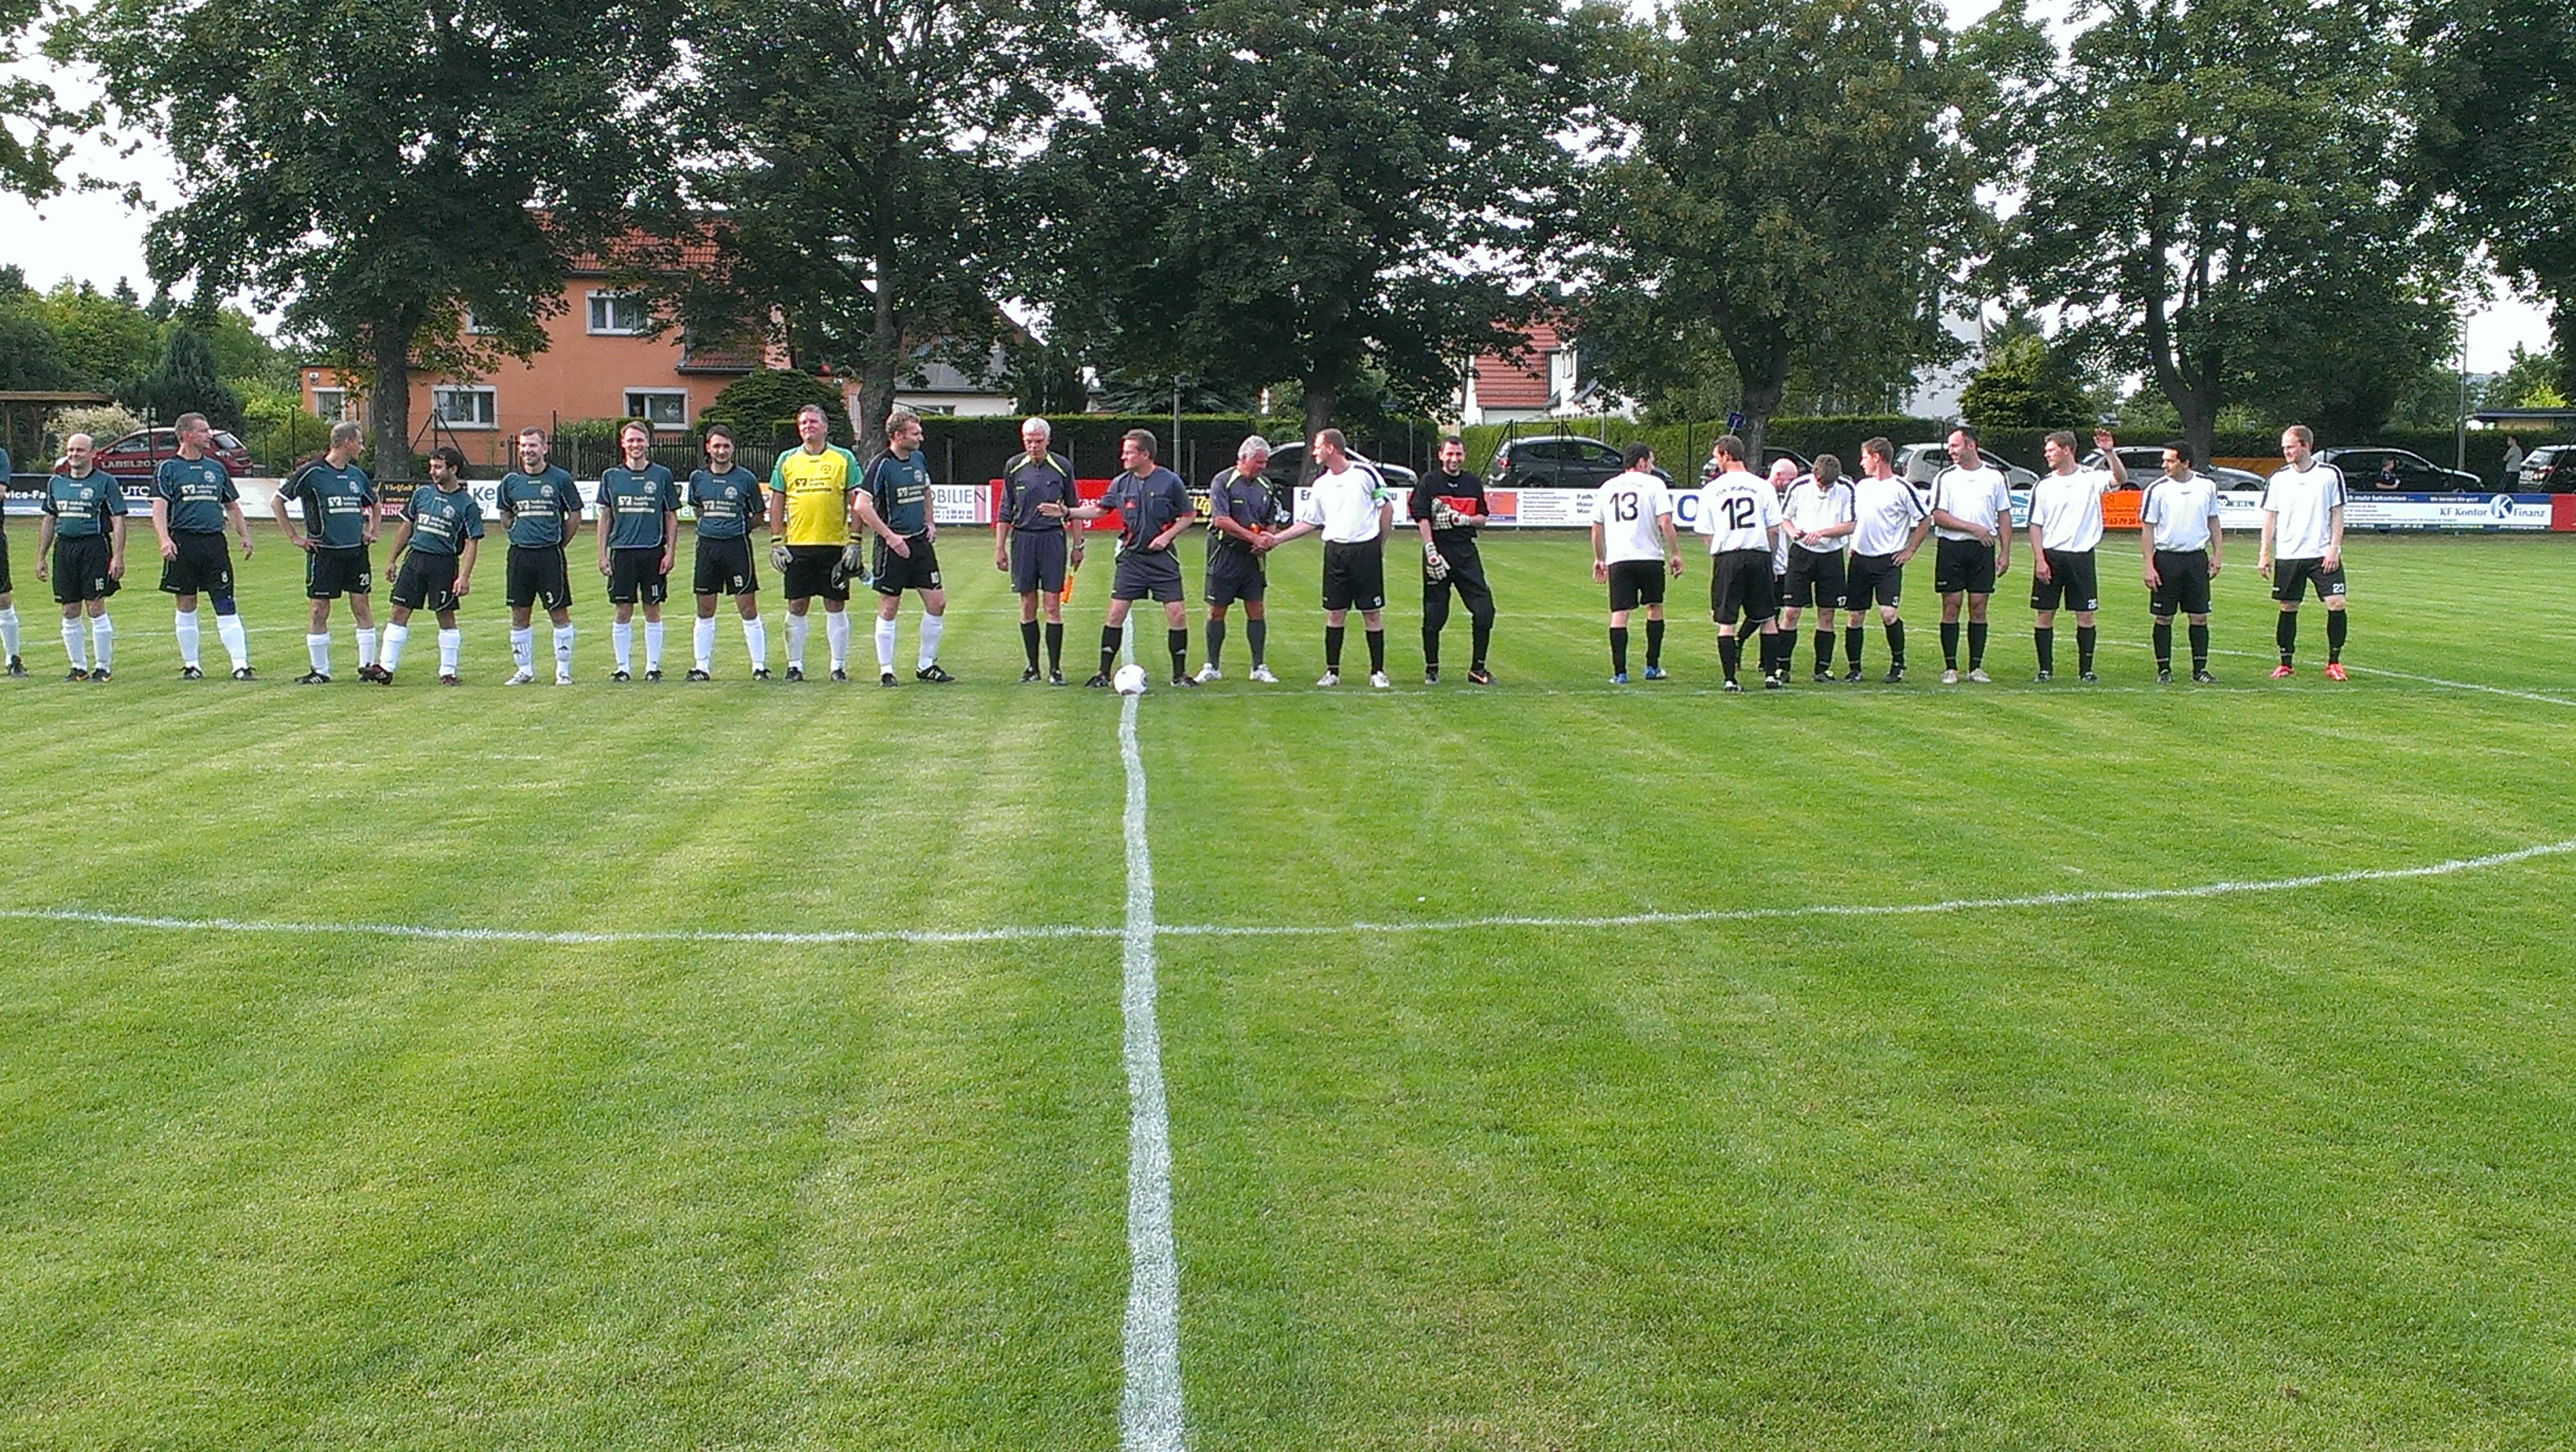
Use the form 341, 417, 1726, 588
874, 616, 897, 672
438, 628, 460, 674
828, 611, 852, 671
552, 624, 575, 675
511, 626, 534, 672
0, 605, 19, 659
306, 632, 331, 675
61, 617, 86, 669
612, 620, 634, 672
644, 619, 664, 672
89, 614, 113, 671
916, 612, 944, 671
743, 616, 766, 671
693, 616, 717, 671
216, 612, 249, 670
355, 627, 377, 670
380, 623, 409, 671
174, 608, 201, 668
786, 612, 809, 668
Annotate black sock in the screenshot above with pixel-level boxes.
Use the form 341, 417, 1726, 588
1719, 634, 1742, 682
1470, 613, 1491, 671
2326, 608, 2347, 662
1020, 619, 1041, 669
1366, 628, 1386, 674
1844, 626, 1864, 670
1940, 620, 1960, 669
1815, 629, 1834, 671
2277, 611, 2297, 664
1421, 627, 1440, 668
1099, 626, 1121, 676
1246, 616, 1266, 666
1045, 622, 1063, 671
2189, 622, 2209, 671
1325, 623, 1345, 672
1968, 621, 1989, 669
1610, 626, 1630, 675
1168, 627, 1189, 678
2076, 624, 2096, 672
2153, 619, 2173, 669
1646, 618, 1665, 668
2035, 626, 2055, 674
1205, 617, 1226, 668
1885, 618, 1905, 668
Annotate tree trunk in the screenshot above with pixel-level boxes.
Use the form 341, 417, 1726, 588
368, 320, 414, 483
861, 227, 899, 459
1730, 331, 1790, 466
1301, 382, 1338, 478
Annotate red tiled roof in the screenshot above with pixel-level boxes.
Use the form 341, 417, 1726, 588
1472, 321, 1562, 410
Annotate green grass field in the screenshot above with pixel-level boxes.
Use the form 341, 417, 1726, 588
4, 524, 2574, 1449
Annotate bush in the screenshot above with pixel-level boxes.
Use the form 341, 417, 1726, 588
46, 403, 143, 454
236, 379, 331, 474
700, 370, 852, 450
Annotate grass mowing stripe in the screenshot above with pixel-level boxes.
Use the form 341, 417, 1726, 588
0, 907, 1121, 947
1118, 693, 1188, 1452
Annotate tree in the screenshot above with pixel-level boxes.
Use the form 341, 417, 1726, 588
1988, 0, 2462, 462
131, 322, 245, 434
2409, 0, 2576, 399
58, 0, 676, 477
675, 0, 1085, 456
2481, 344, 2568, 410
1048, 0, 1604, 448
699, 369, 853, 450
1574, 0, 1988, 459
0, 268, 70, 390
36, 280, 159, 397
1958, 320, 2095, 431
0, 0, 77, 199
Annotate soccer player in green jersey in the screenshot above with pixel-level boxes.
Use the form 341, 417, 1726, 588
856, 406, 953, 685
687, 424, 769, 679
373, 446, 483, 684
272, 420, 381, 683
34, 433, 126, 679
150, 412, 256, 679
595, 419, 681, 680
498, 426, 584, 684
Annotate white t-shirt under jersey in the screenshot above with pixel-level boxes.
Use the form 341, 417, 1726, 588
2027, 467, 2116, 553
2141, 472, 2221, 552
1930, 462, 2012, 541
2263, 461, 2345, 559
1594, 470, 1674, 563
1696, 469, 1782, 554
1848, 473, 1927, 557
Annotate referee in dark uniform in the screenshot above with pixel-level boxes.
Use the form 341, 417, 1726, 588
1413, 434, 1496, 684
994, 416, 1079, 683
1065, 428, 1198, 687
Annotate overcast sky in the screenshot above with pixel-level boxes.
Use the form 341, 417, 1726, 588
0, 6, 2553, 372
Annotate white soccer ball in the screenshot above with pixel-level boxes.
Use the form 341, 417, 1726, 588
1113, 663, 1149, 695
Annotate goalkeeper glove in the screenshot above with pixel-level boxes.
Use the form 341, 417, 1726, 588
769, 544, 792, 571
841, 541, 867, 572
1424, 544, 1450, 582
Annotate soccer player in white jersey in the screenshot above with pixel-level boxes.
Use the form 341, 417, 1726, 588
2024, 428, 2127, 681
2139, 441, 2223, 683
1591, 442, 1681, 683
1840, 437, 1931, 683
2258, 424, 2349, 679
1696, 435, 1784, 690
1265, 428, 1394, 687
1929, 425, 2012, 683
1779, 453, 1855, 680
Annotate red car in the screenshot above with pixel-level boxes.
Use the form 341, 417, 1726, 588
68, 427, 261, 481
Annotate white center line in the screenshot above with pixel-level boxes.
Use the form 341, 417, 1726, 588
1117, 692, 1187, 1452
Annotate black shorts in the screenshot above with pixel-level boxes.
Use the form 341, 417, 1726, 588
872, 533, 942, 596
1782, 548, 1845, 612
1933, 536, 1998, 596
505, 544, 574, 612
51, 535, 118, 604
2150, 549, 2212, 617
159, 532, 234, 598
305, 544, 373, 599
2030, 548, 2100, 613
1606, 558, 1666, 612
2272, 556, 2346, 604
1112, 546, 1185, 603
0, 529, 10, 596
1707, 548, 1777, 626
781, 544, 849, 602
390, 549, 463, 612
693, 536, 758, 597
1321, 539, 1386, 612
606, 547, 668, 606
1204, 548, 1265, 606
1010, 530, 1069, 596
1425, 541, 1492, 610
1845, 550, 1906, 612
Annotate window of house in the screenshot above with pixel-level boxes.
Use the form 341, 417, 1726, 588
310, 388, 350, 421
430, 387, 498, 428
587, 292, 650, 335
623, 391, 690, 428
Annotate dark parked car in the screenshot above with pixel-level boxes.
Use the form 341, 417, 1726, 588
2316, 447, 2481, 493
2087, 446, 2265, 491
2514, 444, 2576, 492
72, 427, 260, 482
1487, 434, 1675, 489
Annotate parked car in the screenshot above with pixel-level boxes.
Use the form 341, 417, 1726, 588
1255, 440, 1421, 518
1893, 442, 2041, 492
2316, 447, 2481, 493
1486, 434, 1673, 491
2514, 444, 2576, 492
70, 427, 260, 482
2086, 446, 2265, 491
1698, 446, 1813, 484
